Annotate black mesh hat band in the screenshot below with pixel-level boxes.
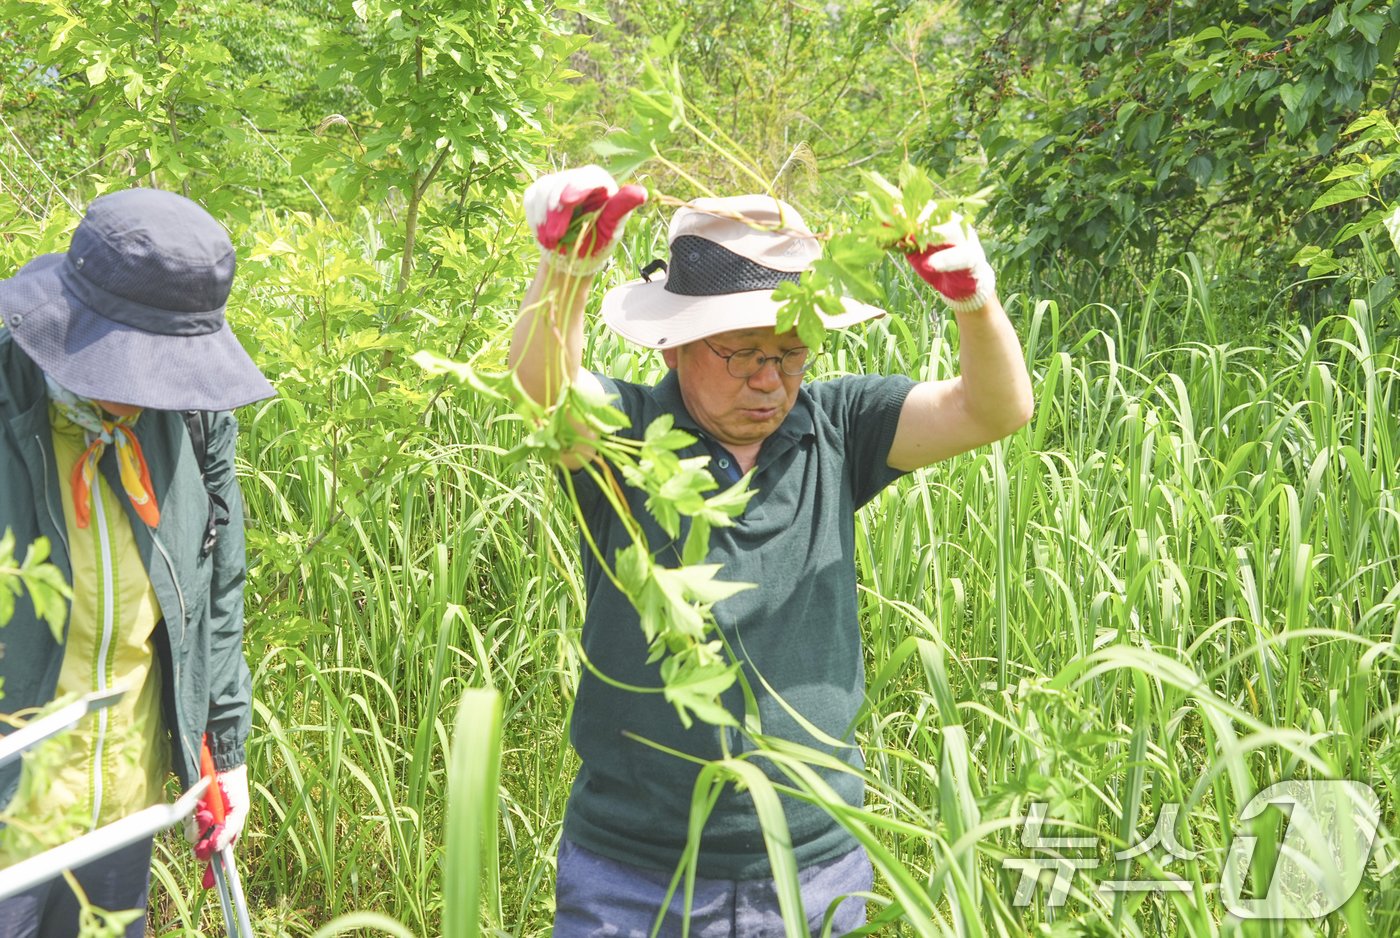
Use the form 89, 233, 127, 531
662, 235, 802, 296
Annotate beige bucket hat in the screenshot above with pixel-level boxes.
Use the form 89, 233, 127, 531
600, 194, 886, 349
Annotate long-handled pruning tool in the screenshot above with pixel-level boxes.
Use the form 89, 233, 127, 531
198, 737, 255, 938
0, 777, 211, 902
0, 692, 255, 936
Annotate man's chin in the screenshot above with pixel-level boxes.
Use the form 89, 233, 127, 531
718, 409, 786, 444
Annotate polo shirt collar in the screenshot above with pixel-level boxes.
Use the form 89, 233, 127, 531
653, 368, 817, 448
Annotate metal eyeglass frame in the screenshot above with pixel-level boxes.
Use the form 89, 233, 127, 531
701, 337, 814, 378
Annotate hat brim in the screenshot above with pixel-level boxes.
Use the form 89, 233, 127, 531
0, 253, 274, 411
600, 274, 887, 349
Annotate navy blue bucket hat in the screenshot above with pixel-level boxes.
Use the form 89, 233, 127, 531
0, 187, 274, 411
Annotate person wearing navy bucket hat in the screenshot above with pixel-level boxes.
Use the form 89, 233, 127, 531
0, 187, 272, 935
510, 167, 1034, 936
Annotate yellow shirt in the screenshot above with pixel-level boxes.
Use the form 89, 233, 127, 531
40, 406, 169, 834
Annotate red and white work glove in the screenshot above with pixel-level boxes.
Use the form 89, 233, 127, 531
524, 165, 647, 277
185, 761, 249, 860
906, 214, 997, 314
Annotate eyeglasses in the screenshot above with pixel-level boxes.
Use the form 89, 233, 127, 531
702, 338, 814, 378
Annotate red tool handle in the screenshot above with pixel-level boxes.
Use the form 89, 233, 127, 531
199, 736, 227, 825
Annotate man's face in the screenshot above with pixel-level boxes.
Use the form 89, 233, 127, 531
663, 326, 806, 451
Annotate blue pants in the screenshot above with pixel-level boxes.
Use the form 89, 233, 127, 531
554, 836, 872, 937
0, 835, 153, 938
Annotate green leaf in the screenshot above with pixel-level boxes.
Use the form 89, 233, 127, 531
1187, 154, 1214, 185
444, 689, 502, 938
567, 381, 632, 434
659, 564, 754, 607
1279, 82, 1304, 113
590, 137, 642, 159
1310, 180, 1368, 210
1351, 11, 1387, 43
593, 55, 687, 179
772, 281, 807, 335
1186, 71, 1219, 100
0, 532, 71, 638
692, 476, 756, 527
796, 303, 829, 351
1380, 21, 1400, 63
897, 162, 935, 219
860, 170, 904, 232
1378, 204, 1400, 259
1333, 208, 1390, 245
1291, 245, 1342, 274
412, 351, 509, 402
817, 234, 885, 304
1327, 5, 1348, 36
1320, 163, 1368, 182
1230, 26, 1271, 42
1344, 109, 1394, 137
643, 413, 697, 451
682, 515, 712, 566
661, 659, 740, 729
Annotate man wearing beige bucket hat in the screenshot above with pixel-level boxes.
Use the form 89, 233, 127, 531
511, 165, 1032, 935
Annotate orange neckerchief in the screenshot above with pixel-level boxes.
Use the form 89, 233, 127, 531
46, 377, 161, 529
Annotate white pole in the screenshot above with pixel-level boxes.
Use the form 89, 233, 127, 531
0, 778, 210, 901
0, 688, 126, 768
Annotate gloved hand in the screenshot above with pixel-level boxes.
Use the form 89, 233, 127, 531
524, 164, 646, 276
906, 214, 997, 314
185, 762, 249, 859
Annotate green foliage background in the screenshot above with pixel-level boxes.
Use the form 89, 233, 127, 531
1, 1, 1399, 935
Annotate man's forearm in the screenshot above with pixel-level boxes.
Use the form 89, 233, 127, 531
951, 295, 1034, 434
508, 261, 593, 406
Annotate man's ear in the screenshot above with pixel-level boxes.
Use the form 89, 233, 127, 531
661, 346, 679, 369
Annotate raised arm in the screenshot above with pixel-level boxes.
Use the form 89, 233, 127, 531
508, 166, 646, 407
886, 218, 1034, 471
509, 261, 597, 407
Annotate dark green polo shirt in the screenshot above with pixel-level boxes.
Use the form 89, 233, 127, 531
562, 367, 916, 879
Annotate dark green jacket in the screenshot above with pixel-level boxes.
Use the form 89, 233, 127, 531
0, 327, 252, 811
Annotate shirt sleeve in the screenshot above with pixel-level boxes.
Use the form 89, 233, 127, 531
811, 374, 917, 508
203, 409, 253, 771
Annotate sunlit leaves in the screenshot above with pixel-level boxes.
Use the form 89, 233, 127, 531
591, 68, 686, 181
774, 163, 984, 348
0, 531, 71, 642
591, 24, 686, 181
1290, 245, 1342, 276
0, 0, 261, 209
860, 163, 976, 253
306, 0, 585, 206
1294, 109, 1400, 276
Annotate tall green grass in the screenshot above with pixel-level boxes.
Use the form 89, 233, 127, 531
143, 211, 1398, 936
